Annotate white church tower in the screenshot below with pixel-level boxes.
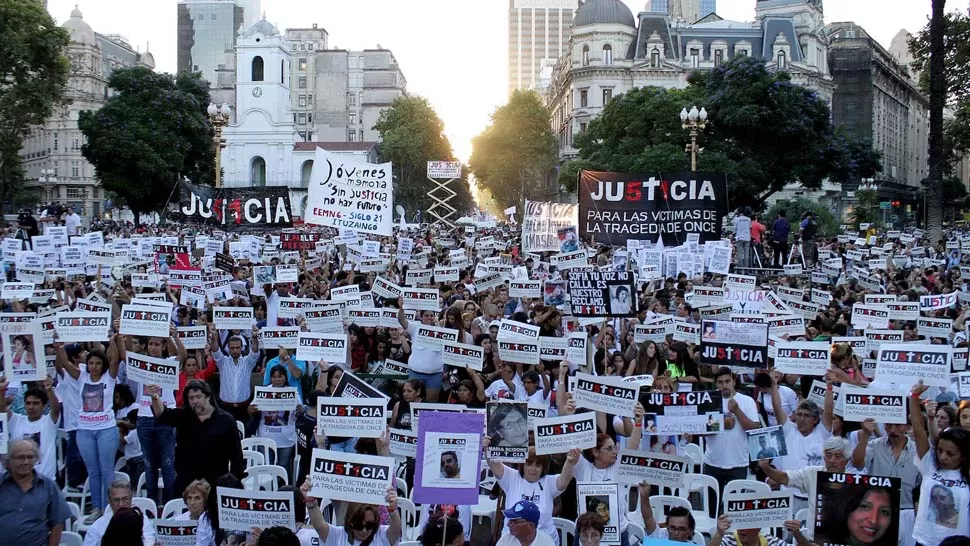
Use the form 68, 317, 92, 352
221, 16, 298, 188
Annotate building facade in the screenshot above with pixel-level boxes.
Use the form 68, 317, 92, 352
19, 7, 155, 217
177, 0, 250, 108
825, 22, 929, 223
648, 0, 718, 23
508, 0, 579, 94
220, 19, 381, 217
546, 0, 833, 160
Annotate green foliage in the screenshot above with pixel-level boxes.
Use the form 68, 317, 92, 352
846, 188, 880, 230
569, 57, 881, 208
78, 68, 215, 225
469, 90, 558, 211
0, 0, 70, 209
373, 95, 474, 216
765, 197, 839, 237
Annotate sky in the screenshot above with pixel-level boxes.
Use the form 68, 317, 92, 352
47, 0, 970, 163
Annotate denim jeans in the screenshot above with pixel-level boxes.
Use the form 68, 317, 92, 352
329, 438, 358, 453
66, 430, 88, 488
77, 427, 120, 510
276, 446, 294, 484
137, 416, 176, 503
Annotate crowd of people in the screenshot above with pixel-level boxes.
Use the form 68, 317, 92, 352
0, 209, 968, 546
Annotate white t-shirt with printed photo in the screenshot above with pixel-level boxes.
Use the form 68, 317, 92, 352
913, 451, 969, 546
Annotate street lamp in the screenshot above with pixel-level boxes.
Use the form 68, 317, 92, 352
207, 102, 232, 188
39, 168, 57, 203
680, 106, 708, 172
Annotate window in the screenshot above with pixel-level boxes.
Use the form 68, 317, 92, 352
298, 76, 307, 89
292, 44, 297, 51
308, 94, 313, 102
66, 187, 84, 199
348, 130, 358, 142
359, 130, 364, 140
300, 43, 305, 50
690, 48, 699, 68
298, 58, 307, 71
309, 114, 313, 123
210, 13, 216, 19
349, 93, 357, 106
602, 44, 613, 65
72, 138, 79, 150
250, 156, 266, 186
71, 161, 79, 177
579, 122, 587, 133
714, 49, 723, 67
300, 160, 314, 187
582, 45, 589, 66
602, 88, 612, 105
737, 49, 748, 57
777, 50, 787, 69
298, 113, 306, 125
308, 43, 314, 50
251, 56, 264, 82
349, 111, 357, 125
53, 133, 58, 151
580, 89, 588, 107
651, 48, 660, 68
299, 95, 307, 107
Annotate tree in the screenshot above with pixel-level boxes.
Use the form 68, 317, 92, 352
0, 0, 70, 210
373, 95, 473, 217
469, 90, 558, 211
78, 68, 215, 226
927, 0, 947, 241
765, 197, 838, 237
564, 57, 880, 208
846, 187, 880, 230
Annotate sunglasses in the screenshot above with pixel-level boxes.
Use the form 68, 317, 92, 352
350, 521, 379, 531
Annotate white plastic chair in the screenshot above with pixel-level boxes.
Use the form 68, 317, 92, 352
62, 480, 89, 516
683, 443, 704, 473
135, 472, 149, 498
553, 517, 575, 546
236, 420, 245, 440
681, 473, 719, 535
241, 437, 278, 466
113, 456, 128, 472
243, 464, 288, 491
64, 501, 81, 533
131, 496, 158, 520
395, 476, 409, 500
395, 497, 419, 540
723, 479, 771, 497
162, 498, 187, 519
627, 522, 645, 544
59, 531, 83, 546
692, 531, 706, 545
112, 471, 130, 485
243, 449, 266, 468
292, 452, 301, 482
649, 495, 691, 523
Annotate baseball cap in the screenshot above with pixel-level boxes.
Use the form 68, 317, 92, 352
503, 500, 540, 525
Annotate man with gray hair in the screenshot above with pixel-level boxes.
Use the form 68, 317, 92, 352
765, 375, 833, 512
0, 439, 70, 546
758, 436, 852, 539
82, 479, 156, 546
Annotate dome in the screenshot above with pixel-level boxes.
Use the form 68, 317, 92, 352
141, 50, 156, 70
575, 0, 635, 27
241, 17, 280, 39
62, 6, 97, 46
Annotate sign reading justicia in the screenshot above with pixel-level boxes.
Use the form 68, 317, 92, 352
578, 170, 728, 246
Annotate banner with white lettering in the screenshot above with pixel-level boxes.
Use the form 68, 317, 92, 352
154, 520, 197, 546
572, 372, 637, 417
296, 332, 348, 363
851, 304, 890, 330
578, 171, 728, 246
305, 149, 393, 236
522, 201, 579, 253
176, 326, 207, 350
699, 320, 768, 370
308, 449, 394, 504
641, 390, 724, 435
402, 287, 440, 312
616, 449, 688, 490
259, 327, 300, 350
533, 413, 597, 455
252, 386, 300, 413
723, 491, 793, 530
875, 343, 951, 387
180, 181, 292, 232
814, 473, 900, 546
497, 339, 540, 365
212, 307, 253, 330
442, 341, 484, 371
389, 427, 417, 459
124, 353, 179, 391
773, 341, 831, 376
119, 304, 171, 338
841, 386, 907, 424
216, 487, 295, 532
316, 397, 387, 438
414, 325, 457, 351
55, 311, 110, 342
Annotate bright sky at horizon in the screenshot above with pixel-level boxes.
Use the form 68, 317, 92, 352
46, 0, 970, 163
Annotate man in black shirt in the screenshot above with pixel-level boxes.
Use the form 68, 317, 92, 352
150, 380, 244, 496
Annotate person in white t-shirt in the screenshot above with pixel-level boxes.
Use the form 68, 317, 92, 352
64, 206, 82, 236
497, 500, 557, 546
703, 367, 761, 497
638, 480, 696, 542
0, 377, 60, 480
301, 480, 402, 546
398, 304, 445, 403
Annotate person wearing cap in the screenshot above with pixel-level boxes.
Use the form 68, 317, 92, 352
497, 500, 556, 546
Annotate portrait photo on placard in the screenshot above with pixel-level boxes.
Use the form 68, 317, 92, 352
2, 328, 46, 382
608, 283, 634, 315
558, 227, 579, 253
814, 472, 900, 546
486, 401, 529, 462
746, 426, 788, 461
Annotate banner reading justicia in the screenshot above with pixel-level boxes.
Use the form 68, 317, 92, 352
179, 181, 293, 231
578, 171, 728, 246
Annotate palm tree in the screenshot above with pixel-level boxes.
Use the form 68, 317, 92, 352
927, 0, 946, 240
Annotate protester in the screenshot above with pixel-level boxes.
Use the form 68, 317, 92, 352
176, 479, 211, 520
81, 479, 156, 546
707, 515, 809, 546
638, 481, 695, 542
301, 479, 403, 546
496, 500, 556, 546
0, 439, 70, 546
703, 368, 760, 495
0, 377, 59, 480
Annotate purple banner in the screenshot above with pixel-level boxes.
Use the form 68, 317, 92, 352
413, 411, 484, 505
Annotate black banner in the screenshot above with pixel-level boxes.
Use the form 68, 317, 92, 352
215, 253, 235, 273
578, 171, 728, 246
179, 181, 292, 231
567, 271, 637, 317
280, 232, 321, 251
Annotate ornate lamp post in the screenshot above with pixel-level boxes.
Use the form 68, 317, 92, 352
680, 106, 708, 172
207, 102, 232, 188
39, 168, 57, 203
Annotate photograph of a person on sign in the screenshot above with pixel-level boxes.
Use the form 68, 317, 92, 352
703, 322, 717, 340
558, 227, 579, 253
9, 334, 36, 374
609, 285, 632, 315
487, 402, 529, 449
439, 451, 461, 480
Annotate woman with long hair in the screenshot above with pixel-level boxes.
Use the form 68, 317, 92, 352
100, 507, 145, 546
911, 382, 970, 546
197, 473, 250, 546
634, 341, 662, 377
55, 337, 122, 523
390, 379, 425, 430
817, 485, 897, 546
664, 342, 699, 384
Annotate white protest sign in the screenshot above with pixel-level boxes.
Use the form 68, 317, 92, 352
1, 283, 35, 300
259, 327, 300, 350
414, 325, 457, 351
176, 326, 208, 350
497, 339, 540, 365
154, 520, 198, 546
402, 287, 440, 312
55, 311, 110, 342
875, 343, 951, 387
617, 449, 688, 490
212, 307, 254, 330
533, 412, 597, 455
216, 488, 295, 532
572, 372, 637, 418
773, 342, 831, 376
120, 304, 171, 338
841, 386, 907, 424
851, 304, 889, 330
124, 353, 179, 391
389, 427, 417, 458
316, 397, 387, 438
296, 332, 348, 363
305, 149, 393, 236
252, 386, 300, 413
442, 341, 485, 371
723, 492, 793, 530
309, 449, 394, 503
